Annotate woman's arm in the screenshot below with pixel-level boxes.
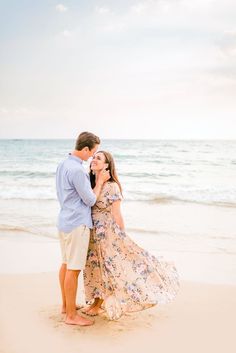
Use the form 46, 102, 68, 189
111, 200, 125, 230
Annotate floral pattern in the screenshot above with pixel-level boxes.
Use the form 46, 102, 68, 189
83, 181, 180, 320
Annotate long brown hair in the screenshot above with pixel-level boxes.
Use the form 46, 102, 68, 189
89, 151, 122, 194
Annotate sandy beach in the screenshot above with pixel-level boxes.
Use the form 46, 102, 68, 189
0, 229, 236, 353
1, 272, 236, 353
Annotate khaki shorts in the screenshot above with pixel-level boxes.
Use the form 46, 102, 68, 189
59, 225, 90, 270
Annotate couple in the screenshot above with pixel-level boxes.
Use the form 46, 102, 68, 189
56, 132, 179, 326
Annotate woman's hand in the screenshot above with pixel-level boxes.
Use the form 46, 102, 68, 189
97, 168, 110, 186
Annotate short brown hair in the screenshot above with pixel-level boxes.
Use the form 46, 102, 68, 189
75, 131, 100, 151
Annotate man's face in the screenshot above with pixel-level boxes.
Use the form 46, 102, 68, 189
85, 144, 99, 160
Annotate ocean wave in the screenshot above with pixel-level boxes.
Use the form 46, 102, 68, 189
0, 196, 56, 201
0, 224, 32, 233
151, 196, 236, 208
125, 195, 236, 208
126, 227, 162, 235
0, 170, 54, 178
0, 193, 236, 208
0, 224, 40, 235
0, 224, 58, 239
209, 235, 236, 240
120, 172, 160, 178
0, 224, 166, 239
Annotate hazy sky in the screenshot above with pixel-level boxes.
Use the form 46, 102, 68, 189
0, 0, 236, 139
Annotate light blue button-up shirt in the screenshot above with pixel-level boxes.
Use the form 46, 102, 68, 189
56, 154, 96, 232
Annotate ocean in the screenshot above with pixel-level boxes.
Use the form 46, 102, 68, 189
0, 139, 236, 283
1, 139, 236, 204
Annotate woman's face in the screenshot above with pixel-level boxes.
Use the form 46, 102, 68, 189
90, 152, 108, 172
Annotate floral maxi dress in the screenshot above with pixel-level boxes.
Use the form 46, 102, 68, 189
83, 181, 180, 320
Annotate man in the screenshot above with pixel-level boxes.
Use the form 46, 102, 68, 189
56, 131, 110, 326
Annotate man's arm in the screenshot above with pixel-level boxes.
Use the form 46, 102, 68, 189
71, 169, 96, 206
71, 168, 110, 206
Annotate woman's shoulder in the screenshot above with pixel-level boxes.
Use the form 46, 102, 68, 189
106, 180, 119, 190
105, 181, 122, 202
102, 181, 120, 194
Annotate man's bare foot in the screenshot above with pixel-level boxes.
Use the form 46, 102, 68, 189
65, 314, 94, 326
61, 305, 81, 314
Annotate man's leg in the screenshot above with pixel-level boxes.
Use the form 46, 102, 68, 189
60, 263, 81, 314
64, 269, 93, 326
62, 226, 93, 325
59, 263, 67, 313
64, 269, 80, 318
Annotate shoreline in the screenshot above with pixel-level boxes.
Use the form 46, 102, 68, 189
1, 227, 236, 285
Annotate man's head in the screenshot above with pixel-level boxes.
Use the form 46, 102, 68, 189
74, 131, 100, 161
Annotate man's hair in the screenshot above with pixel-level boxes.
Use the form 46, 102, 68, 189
75, 131, 100, 151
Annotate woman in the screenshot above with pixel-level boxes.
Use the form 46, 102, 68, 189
83, 151, 179, 320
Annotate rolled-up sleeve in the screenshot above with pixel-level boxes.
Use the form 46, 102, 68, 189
70, 168, 96, 207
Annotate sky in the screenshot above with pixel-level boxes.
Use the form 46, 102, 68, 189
0, 0, 236, 139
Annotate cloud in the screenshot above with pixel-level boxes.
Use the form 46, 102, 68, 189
0, 107, 55, 120
95, 6, 111, 15
14, 107, 32, 114
62, 29, 72, 37
56, 4, 68, 13
130, 0, 177, 15
101, 22, 126, 33
0, 108, 8, 114
130, 2, 148, 14
218, 30, 236, 57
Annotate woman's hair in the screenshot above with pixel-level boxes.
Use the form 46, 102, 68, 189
89, 150, 122, 195
75, 131, 100, 151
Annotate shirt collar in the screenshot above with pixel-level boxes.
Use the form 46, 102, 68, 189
68, 153, 83, 164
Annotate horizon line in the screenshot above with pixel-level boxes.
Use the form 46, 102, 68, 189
0, 138, 236, 141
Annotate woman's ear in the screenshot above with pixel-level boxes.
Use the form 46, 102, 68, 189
104, 163, 109, 170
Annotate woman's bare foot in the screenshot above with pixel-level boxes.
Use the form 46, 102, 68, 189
81, 303, 97, 314
82, 299, 104, 316
61, 305, 81, 314
85, 306, 104, 317
65, 314, 94, 326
